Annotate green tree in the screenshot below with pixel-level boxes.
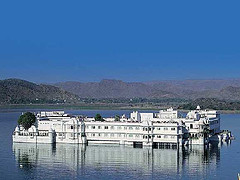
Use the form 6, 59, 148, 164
95, 114, 104, 121
18, 112, 36, 130
114, 115, 120, 121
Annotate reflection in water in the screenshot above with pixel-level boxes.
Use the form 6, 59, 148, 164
12, 142, 228, 179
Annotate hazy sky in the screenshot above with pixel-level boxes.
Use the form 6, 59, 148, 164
0, 0, 240, 83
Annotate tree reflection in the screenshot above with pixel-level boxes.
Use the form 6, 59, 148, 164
18, 153, 36, 171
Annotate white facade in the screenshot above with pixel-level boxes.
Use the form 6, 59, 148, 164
12, 106, 221, 147
84, 120, 182, 147
13, 111, 86, 144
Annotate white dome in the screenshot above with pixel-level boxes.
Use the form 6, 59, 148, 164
28, 125, 37, 132
15, 126, 20, 132
186, 112, 194, 119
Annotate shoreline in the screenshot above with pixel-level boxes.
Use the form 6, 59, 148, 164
1, 104, 240, 114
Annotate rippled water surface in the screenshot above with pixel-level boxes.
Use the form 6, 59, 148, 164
0, 109, 239, 180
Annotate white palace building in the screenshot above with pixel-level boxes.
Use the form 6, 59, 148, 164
12, 106, 225, 148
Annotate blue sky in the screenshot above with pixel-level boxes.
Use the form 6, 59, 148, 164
0, 0, 240, 83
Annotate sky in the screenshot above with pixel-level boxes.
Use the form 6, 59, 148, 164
0, 0, 240, 83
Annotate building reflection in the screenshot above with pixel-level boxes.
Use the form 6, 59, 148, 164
13, 142, 226, 177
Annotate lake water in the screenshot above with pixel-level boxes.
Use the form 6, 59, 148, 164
0, 109, 239, 180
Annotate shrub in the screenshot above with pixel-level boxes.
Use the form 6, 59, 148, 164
95, 114, 104, 121
18, 112, 36, 130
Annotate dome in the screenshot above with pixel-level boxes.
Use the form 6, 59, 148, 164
186, 112, 194, 119
28, 125, 37, 132
15, 126, 20, 132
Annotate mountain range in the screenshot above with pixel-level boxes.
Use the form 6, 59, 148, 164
55, 79, 240, 100
1, 78, 240, 105
0, 79, 78, 104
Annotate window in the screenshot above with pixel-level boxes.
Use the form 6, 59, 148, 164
136, 127, 140, 130
157, 135, 161, 138
190, 124, 193, 129
117, 126, 122, 130
98, 126, 101, 129
71, 125, 73, 129
164, 127, 168, 130
157, 127, 161, 130
171, 128, 176, 131
129, 134, 133, 137
92, 126, 95, 129
104, 126, 108, 129
171, 136, 175, 139
129, 127, 133, 130
92, 133, 95, 137
110, 133, 114, 137
104, 133, 108, 137
110, 126, 114, 130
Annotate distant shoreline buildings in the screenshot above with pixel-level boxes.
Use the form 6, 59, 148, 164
12, 107, 232, 148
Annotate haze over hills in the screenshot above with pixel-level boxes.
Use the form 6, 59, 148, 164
54, 79, 177, 99
55, 79, 240, 100
0, 79, 79, 104
2, 78, 240, 111
145, 79, 240, 91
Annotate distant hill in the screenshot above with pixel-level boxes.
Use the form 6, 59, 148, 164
54, 79, 178, 99
179, 98, 240, 110
0, 79, 79, 104
219, 86, 240, 101
2, 78, 240, 109
145, 79, 240, 92
55, 79, 240, 100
